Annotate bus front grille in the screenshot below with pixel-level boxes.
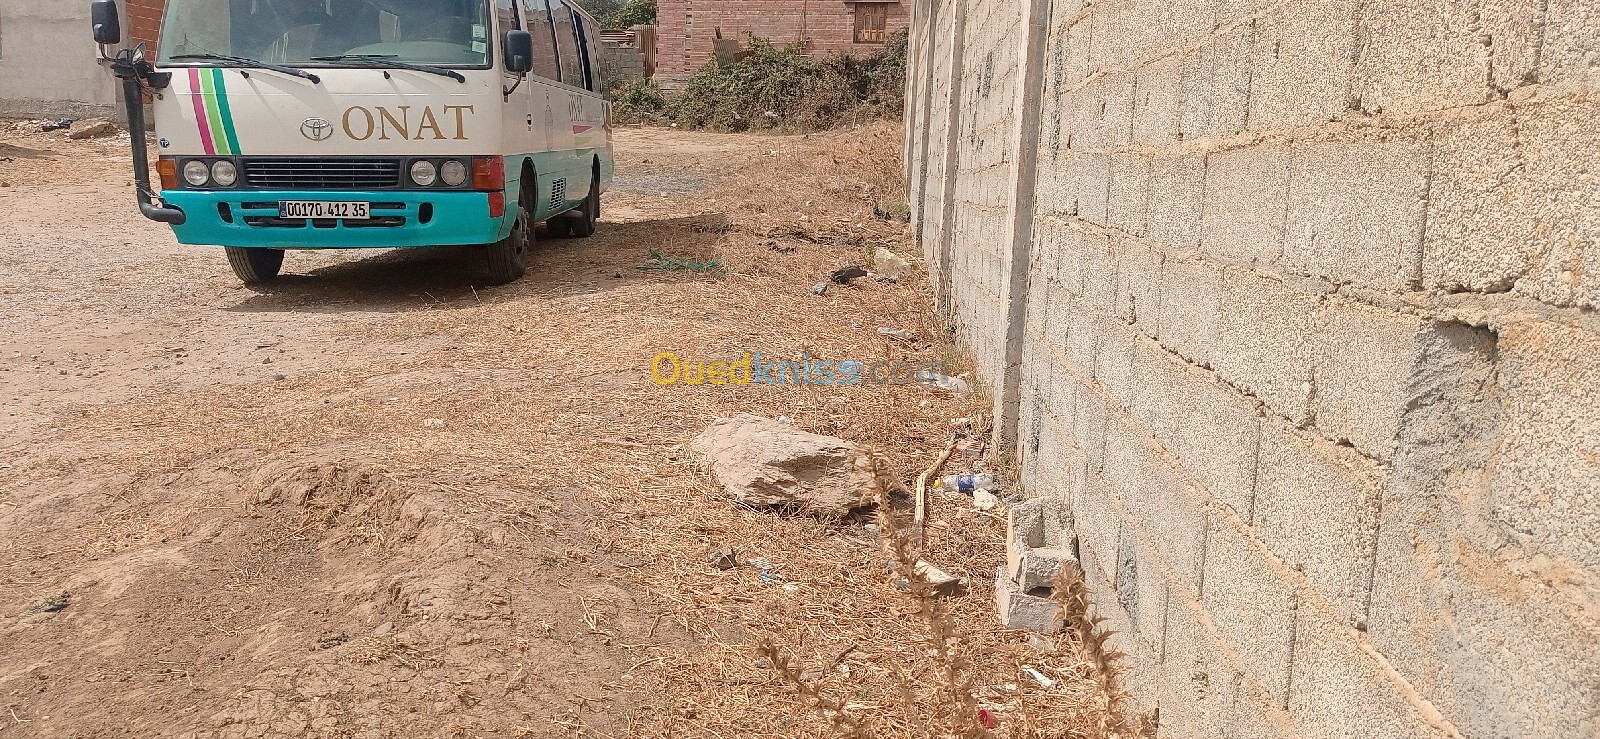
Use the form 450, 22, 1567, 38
241, 158, 403, 190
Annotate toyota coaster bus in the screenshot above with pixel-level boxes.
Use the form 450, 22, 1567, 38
90, 0, 613, 285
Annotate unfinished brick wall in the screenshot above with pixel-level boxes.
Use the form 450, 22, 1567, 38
125, 0, 163, 54
654, 0, 908, 80
907, 0, 1600, 736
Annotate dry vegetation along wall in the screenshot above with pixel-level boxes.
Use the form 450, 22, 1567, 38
905, 0, 1600, 735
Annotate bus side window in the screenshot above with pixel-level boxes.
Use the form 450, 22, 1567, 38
551, 2, 584, 89
521, 0, 561, 81
573, 13, 600, 91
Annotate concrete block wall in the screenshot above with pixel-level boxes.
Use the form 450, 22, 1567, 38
908, 0, 1600, 735
654, 0, 909, 80
0, 0, 118, 118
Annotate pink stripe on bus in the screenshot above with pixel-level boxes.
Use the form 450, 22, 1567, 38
189, 68, 216, 156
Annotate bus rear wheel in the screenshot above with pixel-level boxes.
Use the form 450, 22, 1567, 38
547, 175, 599, 239
486, 188, 531, 284
225, 247, 284, 285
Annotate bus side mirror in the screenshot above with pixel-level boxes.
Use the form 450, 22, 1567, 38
504, 30, 534, 75
91, 0, 122, 45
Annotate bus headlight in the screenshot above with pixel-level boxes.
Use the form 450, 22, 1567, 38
211, 160, 238, 187
410, 160, 438, 187
440, 160, 468, 187
183, 160, 211, 187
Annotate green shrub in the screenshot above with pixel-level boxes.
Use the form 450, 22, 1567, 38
654, 29, 908, 133
610, 78, 670, 125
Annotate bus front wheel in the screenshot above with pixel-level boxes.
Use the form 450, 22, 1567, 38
486, 188, 532, 284
225, 247, 284, 285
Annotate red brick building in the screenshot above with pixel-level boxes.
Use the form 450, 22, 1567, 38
653, 0, 907, 81
126, 0, 166, 53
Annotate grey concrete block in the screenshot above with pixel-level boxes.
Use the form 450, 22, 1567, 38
1007, 496, 1075, 577
1106, 153, 1151, 237
1127, 337, 1185, 449
1420, 111, 1539, 294
1540, 0, 1600, 87
1490, 321, 1600, 573
1071, 152, 1111, 224
1173, 371, 1261, 519
1146, 154, 1206, 252
1314, 302, 1473, 465
1131, 57, 1184, 147
1483, 0, 1544, 91
1288, 605, 1456, 739
1353, 0, 1494, 114
1179, 24, 1254, 141
1254, 424, 1381, 626
1114, 237, 1163, 335
1282, 139, 1429, 291
1159, 597, 1248, 738
1095, 318, 1138, 411
1202, 515, 1297, 707
1214, 270, 1320, 426
995, 565, 1065, 633
1248, 0, 1360, 129
1155, 258, 1224, 368
1201, 144, 1291, 266
1101, 416, 1208, 596
1512, 94, 1600, 310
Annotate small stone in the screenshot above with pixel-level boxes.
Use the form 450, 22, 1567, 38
707, 548, 738, 570
272, 373, 286, 381
372, 621, 393, 637
872, 247, 912, 281
811, 282, 829, 296
973, 490, 1001, 511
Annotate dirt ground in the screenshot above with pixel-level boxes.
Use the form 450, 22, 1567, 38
0, 122, 1114, 738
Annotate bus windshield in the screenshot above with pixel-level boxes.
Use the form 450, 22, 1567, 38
158, 0, 493, 68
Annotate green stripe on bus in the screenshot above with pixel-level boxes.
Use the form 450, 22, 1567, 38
198, 70, 231, 155
210, 69, 242, 155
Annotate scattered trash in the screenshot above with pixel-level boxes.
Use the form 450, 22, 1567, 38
318, 633, 350, 649
893, 560, 966, 598
873, 205, 893, 221
919, 370, 972, 394
690, 414, 877, 516
949, 417, 973, 428
635, 251, 724, 272
811, 281, 830, 296
877, 326, 915, 342
1026, 633, 1054, 652
707, 547, 738, 570
747, 556, 786, 584
973, 490, 1001, 511
67, 119, 117, 140
30, 592, 70, 614
41, 118, 73, 132
764, 239, 796, 254
939, 473, 999, 493
1022, 665, 1057, 689
422, 418, 446, 428
873, 247, 912, 281
799, 666, 824, 681
978, 708, 1001, 730
828, 265, 868, 284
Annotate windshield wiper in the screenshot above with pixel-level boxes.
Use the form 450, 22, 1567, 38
311, 55, 467, 83
169, 53, 321, 83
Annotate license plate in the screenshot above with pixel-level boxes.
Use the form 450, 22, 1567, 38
278, 201, 371, 220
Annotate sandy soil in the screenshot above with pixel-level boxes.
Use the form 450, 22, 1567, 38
0, 122, 1112, 739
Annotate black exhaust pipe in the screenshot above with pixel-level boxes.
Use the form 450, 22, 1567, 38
113, 59, 185, 225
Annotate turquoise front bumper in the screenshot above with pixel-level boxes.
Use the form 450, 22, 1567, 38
160, 189, 515, 249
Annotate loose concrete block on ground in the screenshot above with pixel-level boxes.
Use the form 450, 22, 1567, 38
1253, 423, 1382, 626
995, 565, 1065, 632
1282, 138, 1429, 291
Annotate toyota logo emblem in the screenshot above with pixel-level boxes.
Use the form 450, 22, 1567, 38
301, 117, 333, 141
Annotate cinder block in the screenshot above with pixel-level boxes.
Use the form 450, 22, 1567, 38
1106, 153, 1150, 237
1127, 337, 1185, 448
1253, 423, 1381, 626
1160, 597, 1252, 738
1180, 24, 1254, 141
1511, 94, 1600, 310
1155, 258, 1223, 368
1420, 112, 1539, 294
995, 566, 1066, 633
1247, 0, 1359, 129
1201, 514, 1297, 707
1069, 151, 1111, 223
1100, 415, 1208, 596
1539, 0, 1600, 87
1006, 496, 1075, 585
1146, 154, 1206, 252
1312, 300, 1429, 463
1131, 57, 1183, 146
1172, 370, 1261, 519
1213, 270, 1320, 426
1094, 318, 1137, 411
1353, 0, 1494, 114
1489, 321, 1600, 573
1201, 144, 1290, 266
1288, 604, 1455, 739
1114, 237, 1164, 335
1282, 139, 1429, 291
